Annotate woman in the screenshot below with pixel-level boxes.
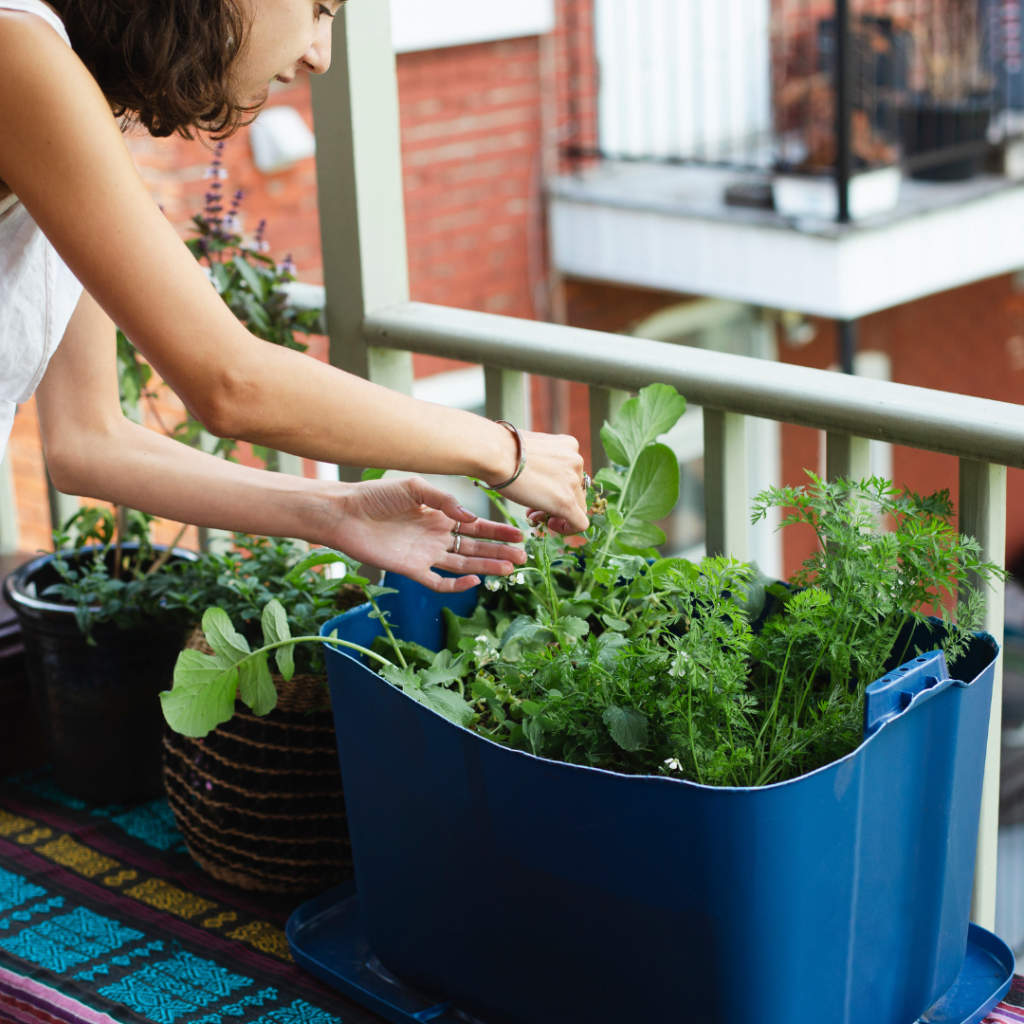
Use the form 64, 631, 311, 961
0, 0, 589, 592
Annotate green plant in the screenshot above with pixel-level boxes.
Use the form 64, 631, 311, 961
162, 536, 365, 676
44, 506, 191, 638
162, 384, 1006, 787
117, 143, 324, 460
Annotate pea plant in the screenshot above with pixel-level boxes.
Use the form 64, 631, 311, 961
161, 384, 1005, 787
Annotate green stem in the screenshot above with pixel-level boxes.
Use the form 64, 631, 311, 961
366, 593, 407, 669
233, 635, 395, 674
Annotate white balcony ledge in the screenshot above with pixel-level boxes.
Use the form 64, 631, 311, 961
549, 163, 1024, 320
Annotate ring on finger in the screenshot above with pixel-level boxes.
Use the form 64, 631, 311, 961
450, 534, 463, 555
451, 521, 461, 537
583, 472, 592, 492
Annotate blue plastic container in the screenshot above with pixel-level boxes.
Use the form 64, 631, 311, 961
319, 575, 1000, 1024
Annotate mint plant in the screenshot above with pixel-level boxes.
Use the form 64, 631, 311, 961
161, 384, 1006, 786
44, 506, 191, 638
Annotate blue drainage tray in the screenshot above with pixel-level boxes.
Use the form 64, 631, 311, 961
287, 882, 1016, 1024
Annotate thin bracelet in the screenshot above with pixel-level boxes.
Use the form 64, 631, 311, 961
475, 420, 526, 490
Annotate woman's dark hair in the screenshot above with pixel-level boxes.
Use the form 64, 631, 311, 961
49, 0, 256, 138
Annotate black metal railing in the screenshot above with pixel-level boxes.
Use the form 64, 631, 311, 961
564, 0, 1024, 223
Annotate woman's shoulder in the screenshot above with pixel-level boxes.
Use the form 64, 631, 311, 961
0, 1, 70, 46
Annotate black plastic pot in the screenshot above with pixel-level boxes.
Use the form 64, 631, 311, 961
3, 545, 196, 803
900, 101, 993, 181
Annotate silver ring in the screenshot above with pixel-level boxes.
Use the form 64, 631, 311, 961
450, 534, 462, 555
583, 472, 592, 492
451, 521, 461, 537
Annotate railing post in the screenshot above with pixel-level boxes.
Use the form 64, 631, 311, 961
703, 409, 748, 560
960, 459, 1007, 931
485, 369, 528, 427
588, 388, 630, 472
825, 433, 872, 482
0, 449, 19, 554
310, 0, 413, 421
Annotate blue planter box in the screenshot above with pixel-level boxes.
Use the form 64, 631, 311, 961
317, 575, 999, 1024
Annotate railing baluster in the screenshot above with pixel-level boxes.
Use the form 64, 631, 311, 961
703, 408, 748, 560
960, 459, 1007, 931
485, 368, 528, 427
588, 387, 630, 472
0, 449, 19, 554
311, 0, 413, 478
825, 432, 872, 482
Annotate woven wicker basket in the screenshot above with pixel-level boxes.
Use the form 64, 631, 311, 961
163, 631, 352, 894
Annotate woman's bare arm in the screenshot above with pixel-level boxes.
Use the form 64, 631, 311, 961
35, 289, 527, 592
0, 11, 588, 532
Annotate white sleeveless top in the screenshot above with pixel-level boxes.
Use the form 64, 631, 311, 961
0, 0, 84, 458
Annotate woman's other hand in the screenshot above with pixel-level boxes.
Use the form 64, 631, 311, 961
325, 477, 525, 593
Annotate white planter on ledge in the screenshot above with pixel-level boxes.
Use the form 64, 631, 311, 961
773, 166, 902, 221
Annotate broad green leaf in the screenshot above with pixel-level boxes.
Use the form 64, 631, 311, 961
172, 647, 237, 689
601, 614, 630, 632
606, 509, 625, 528
443, 604, 493, 653
617, 518, 666, 550
261, 599, 294, 681
559, 616, 590, 641
232, 254, 269, 300
421, 649, 468, 687
621, 443, 680, 522
602, 384, 687, 467
602, 705, 649, 752
361, 468, 386, 481
521, 700, 547, 716
524, 716, 545, 755
594, 466, 625, 493
238, 653, 277, 717
419, 687, 475, 727
202, 607, 250, 661
600, 422, 629, 467
372, 635, 436, 670
160, 667, 238, 738
471, 678, 497, 700
381, 664, 420, 690
365, 585, 399, 599
284, 550, 349, 584
499, 615, 550, 650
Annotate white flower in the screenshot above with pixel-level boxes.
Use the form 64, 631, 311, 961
485, 578, 501, 592
664, 758, 682, 771
475, 635, 489, 644
513, 572, 526, 585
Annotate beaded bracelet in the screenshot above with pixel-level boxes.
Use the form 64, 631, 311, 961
475, 420, 526, 490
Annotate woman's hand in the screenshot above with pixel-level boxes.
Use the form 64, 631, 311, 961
324, 477, 526, 593
493, 428, 590, 535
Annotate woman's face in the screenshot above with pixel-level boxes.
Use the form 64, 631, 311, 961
231, 0, 343, 104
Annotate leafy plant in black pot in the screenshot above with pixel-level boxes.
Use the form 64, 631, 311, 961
3, 506, 196, 803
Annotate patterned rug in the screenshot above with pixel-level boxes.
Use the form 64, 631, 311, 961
0, 768, 1021, 1024
0, 770, 383, 1024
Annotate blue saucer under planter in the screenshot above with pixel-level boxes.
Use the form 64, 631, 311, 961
302, 574, 1003, 1024
287, 883, 1014, 1024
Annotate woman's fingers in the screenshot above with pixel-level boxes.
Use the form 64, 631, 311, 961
405, 478, 477, 524
436, 553, 519, 578
446, 537, 524, 566
458, 518, 524, 545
